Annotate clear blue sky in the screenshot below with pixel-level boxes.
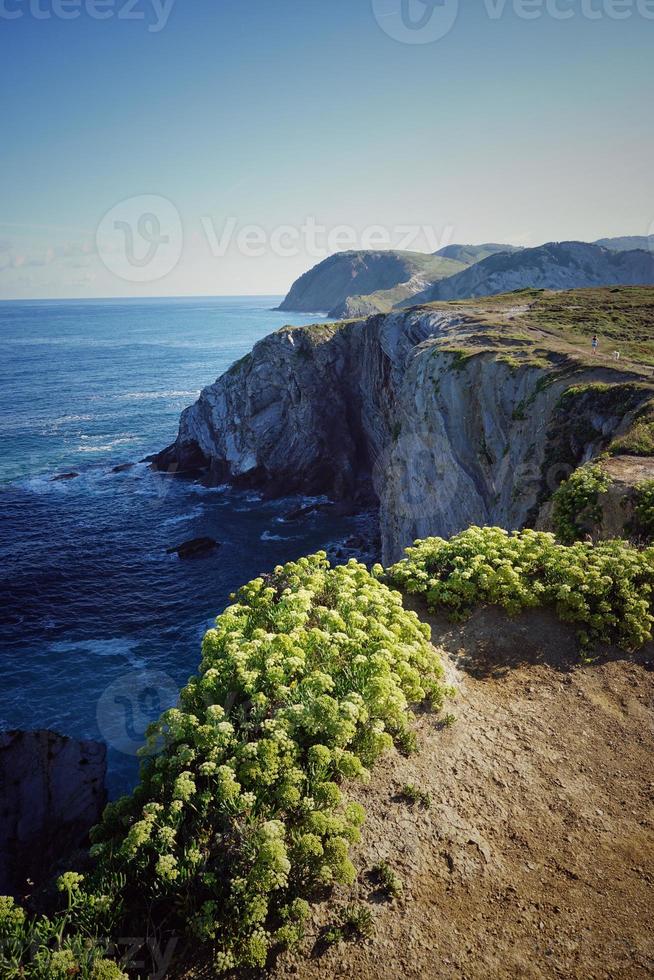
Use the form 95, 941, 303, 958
1, 0, 652, 298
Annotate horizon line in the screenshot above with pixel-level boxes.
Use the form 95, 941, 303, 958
0, 292, 286, 304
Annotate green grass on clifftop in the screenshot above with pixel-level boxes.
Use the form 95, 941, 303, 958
417, 286, 654, 367
522, 287, 654, 364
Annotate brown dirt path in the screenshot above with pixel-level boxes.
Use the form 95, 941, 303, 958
273, 607, 654, 980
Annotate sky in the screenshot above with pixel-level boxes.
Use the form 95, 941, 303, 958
1, 0, 653, 299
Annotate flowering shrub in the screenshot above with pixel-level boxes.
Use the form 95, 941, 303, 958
635, 480, 654, 539
383, 527, 654, 650
0, 890, 125, 980
551, 463, 611, 544
1, 554, 444, 977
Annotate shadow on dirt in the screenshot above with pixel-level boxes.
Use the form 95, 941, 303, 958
405, 600, 654, 680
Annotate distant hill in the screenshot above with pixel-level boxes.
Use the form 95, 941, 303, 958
435, 242, 522, 263
401, 241, 654, 305
276, 250, 465, 314
595, 235, 654, 252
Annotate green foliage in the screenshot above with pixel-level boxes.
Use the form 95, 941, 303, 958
323, 904, 374, 945
497, 354, 520, 372
0, 890, 125, 980
384, 526, 654, 650
371, 862, 403, 900
2, 554, 444, 977
612, 420, 654, 457
448, 349, 474, 371
611, 401, 654, 458
399, 784, 431, 809
551, 463, 611, 544
558, 383, 613, 401
635, 481, 654, 539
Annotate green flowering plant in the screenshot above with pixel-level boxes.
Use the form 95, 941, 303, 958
1, 554, 444, 977
551, 462, 611, 544
635, 480, 654, 539
0, 889, 125, 980
383, 526, 654, 650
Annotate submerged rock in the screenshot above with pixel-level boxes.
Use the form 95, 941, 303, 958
167, 536, 219, 560
51, 472, 79, 481
110, 462, 135, 474
0, 730, 107, 896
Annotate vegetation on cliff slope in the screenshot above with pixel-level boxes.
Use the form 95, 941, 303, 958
635, 480, 654, 539
1, 556, 445, 978
384, 526, 654, 650
551, 462, 612, 544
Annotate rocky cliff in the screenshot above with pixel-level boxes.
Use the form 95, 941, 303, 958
404, 242, 654, 305
155, 288, 654, 563
276, 250, 465, 315
0, 731, 107, 896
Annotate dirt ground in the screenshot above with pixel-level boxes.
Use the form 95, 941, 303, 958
271, 605, 654, 980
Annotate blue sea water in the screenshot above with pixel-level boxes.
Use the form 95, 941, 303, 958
0, 297, 364, 796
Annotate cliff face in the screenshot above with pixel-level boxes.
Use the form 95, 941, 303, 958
156, 293, 653, 563
0, 731, 107, 895
277, 250, 465, 315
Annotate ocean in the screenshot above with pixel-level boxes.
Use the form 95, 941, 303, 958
0, 297, 368, 796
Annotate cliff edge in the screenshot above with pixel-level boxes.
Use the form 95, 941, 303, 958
155, 287, 654, 563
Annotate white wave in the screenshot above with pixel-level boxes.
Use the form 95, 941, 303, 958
161, 505, 204, 527
191, 483, 229, 495
49, 636, 142, 665
121, 390, 199, 401
77, 436, 137, 453
260, 529, 299, 542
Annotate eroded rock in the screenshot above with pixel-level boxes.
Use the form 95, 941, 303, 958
156, 305, 653, 563
0, 730, 107, 896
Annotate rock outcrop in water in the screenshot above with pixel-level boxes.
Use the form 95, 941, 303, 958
0, 731, 107, 896
155, 289, 654, 563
